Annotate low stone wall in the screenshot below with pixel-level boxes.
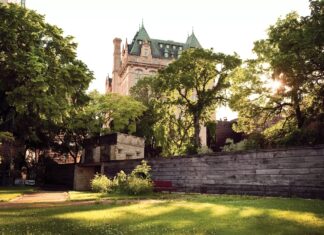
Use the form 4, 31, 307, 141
74, 165, 96, 191
77, 146, 324, 198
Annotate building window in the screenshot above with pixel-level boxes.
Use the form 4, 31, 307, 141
179, 46, 182, 50
159, 44, 163, 48
173, 45, 176, 50
164, 52, 169, 58
138, 40, 142, 45
135, 69, 143, 81
166, 45, 169, 49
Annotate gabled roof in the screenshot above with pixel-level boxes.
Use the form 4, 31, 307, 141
128, 24, 202, 58
185, 32, 202, 49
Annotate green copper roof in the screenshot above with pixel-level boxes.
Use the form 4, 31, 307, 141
185, 32, 202, 49
136, 25, 150, 41
128, 25, 202, 58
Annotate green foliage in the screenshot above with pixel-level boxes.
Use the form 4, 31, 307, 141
222, 133, 265, 152
0, 4, 93, 149
131, 160, 151, 179
197, 146, 213, 154
112, 170, 128, 193
0, 132, 14, 142
87, 91, 146, 134
229, 0, 324, 146
158, 48, 241, 151
90, 174, 113, 193
131, 49, 241, 155
111, 161, 153, 195
125, 176, 153, 195
51, 91, 146, 163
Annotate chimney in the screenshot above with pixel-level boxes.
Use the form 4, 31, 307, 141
112, 38, 122, 93
113, 38, 122, 73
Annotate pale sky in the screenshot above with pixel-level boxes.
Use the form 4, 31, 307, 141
26, 0, 310, 120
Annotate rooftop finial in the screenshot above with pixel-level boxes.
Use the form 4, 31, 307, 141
192, 26, 194, 34
141, 18, 144, 28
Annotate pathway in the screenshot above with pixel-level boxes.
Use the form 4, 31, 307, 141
10, 191, 68, 203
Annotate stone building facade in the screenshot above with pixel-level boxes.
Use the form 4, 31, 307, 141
106, 23, 202, 95
106, 24, 208, 145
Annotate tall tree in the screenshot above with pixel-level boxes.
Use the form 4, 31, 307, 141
158, 48, 241, 150
0, 4, 94, 149
229, 0, 324, 144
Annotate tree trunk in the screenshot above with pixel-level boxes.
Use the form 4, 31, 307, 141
292, 91, 304, 128
193, 113, 201, 150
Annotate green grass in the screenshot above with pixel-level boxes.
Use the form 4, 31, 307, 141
0, 186, 35, 202
1, 193, 324, 234
68, 190, 178, 201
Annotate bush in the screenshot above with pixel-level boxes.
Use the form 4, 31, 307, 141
222, 133, 265, 152
90, 174, 113, 193
197, 146, 213, 154
125, 176, 153, 195
131, 160, 151, 179
91, 161, 153, 195
112, 170, 128, 192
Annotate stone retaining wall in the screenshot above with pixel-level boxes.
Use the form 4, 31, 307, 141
79, 146, 324, 198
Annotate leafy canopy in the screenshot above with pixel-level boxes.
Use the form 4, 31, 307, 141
0, 3, 93, 148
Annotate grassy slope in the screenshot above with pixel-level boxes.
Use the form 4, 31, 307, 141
1, 194, 324, 235
0, 186, 35, 202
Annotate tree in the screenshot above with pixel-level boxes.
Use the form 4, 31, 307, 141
52, 91, 146, 163
229, 0, 324, 145
158, 48, 241, 150
131, 75, 195, 156
0, 4, 94, 150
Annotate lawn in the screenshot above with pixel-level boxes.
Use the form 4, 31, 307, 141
1, 193, 324, 235
0, 186, 35, 202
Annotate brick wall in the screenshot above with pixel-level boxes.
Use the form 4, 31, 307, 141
78, 146, 324, 198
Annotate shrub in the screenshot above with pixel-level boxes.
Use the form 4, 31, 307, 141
222, 133, 265, 152
112, 170, 128, 192
90, 174, 113, 193
131, 160, 151, 179
197, 146, 213, 154
125, 176, 153, 195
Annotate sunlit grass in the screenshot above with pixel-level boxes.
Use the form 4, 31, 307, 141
1, 194, 324, 234
0, 186, 35, 202
68, 190, 184, 201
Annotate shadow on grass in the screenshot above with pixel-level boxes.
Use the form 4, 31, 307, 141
1, 197, 324, 235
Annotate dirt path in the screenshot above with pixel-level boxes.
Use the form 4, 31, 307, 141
10, 191, 68, 203
0, 191, 162, 209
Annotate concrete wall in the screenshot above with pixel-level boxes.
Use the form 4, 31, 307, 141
76, 146, 324, 198
104, 146, 324, 198
74, 165, 96, 191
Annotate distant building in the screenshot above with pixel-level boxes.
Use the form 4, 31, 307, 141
106, 23, 209, 146
107, 23, 202, 95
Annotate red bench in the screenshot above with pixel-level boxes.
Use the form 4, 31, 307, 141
153, 180, 174, 193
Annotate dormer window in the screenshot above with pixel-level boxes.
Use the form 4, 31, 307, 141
179, 46, 182, 50
138, 40, 142, 45
164, 52, 169, 58
166, 45, 170, 49
173, 45, 176, 50
159, 44, 163, 48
